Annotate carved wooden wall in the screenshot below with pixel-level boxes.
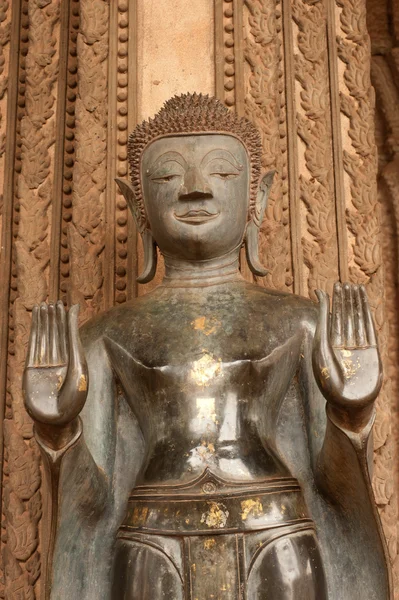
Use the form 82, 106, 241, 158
0, 0, 397, 598
367, 0, 399, 592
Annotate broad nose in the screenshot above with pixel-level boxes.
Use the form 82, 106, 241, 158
179, 167, 213, 200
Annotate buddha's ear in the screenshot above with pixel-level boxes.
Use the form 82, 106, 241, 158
115, 179, 157, 284
245, 170, 275, 277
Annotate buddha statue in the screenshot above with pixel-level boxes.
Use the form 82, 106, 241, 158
23, 94, 391, 599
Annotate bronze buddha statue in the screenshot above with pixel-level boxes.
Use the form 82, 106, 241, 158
23, 94, 391, 599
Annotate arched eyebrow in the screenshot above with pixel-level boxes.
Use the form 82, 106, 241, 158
201, 149, 243, 170
146, 151, 188, 176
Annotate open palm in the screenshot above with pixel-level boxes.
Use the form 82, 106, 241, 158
313, 282, 382, 411
23, 302, 88, 426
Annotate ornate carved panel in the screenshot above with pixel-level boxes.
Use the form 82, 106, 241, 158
0, 0, 396, 596
367, 0, 399, 593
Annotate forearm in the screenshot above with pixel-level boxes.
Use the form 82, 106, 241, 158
316, 404, 375, 510
36, 418, 108, 519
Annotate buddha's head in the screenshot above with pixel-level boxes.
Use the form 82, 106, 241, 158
117, 93, 274, 282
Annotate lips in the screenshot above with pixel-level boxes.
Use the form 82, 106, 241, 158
174, 209, 220, 224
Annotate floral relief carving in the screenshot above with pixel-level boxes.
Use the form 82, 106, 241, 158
293, 0, 338, 297
337, 0, 396, 573
0, 0, 10, 235
1, 1, 60, 598
243, 0, 292, 291
69, 0, 109, 324
368, 1, 399, 590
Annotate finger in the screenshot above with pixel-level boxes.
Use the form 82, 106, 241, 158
315, 289, 330, 340
353, 285, 366, 347
343, 283, 355, 347
331, 282, 343, 347
67, 304, 81, 368
39, 303, 49, 364
57, 301, 68, 363
67, 304, 88, 386
58, 304, 88, 422
26, 305, 39, 367
48, 303, 59, 364
360, 285, 377, 346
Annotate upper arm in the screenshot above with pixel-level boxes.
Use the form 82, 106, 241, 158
296, 306, 327, 471
80, 334, 118, 478
81, 327, 145, 498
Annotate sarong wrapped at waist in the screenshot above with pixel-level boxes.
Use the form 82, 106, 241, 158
120, 469, 312, 536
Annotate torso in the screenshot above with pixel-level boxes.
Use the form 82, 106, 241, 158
84, 281, 317, 488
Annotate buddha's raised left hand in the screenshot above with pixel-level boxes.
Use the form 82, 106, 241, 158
313, 282, 382, 426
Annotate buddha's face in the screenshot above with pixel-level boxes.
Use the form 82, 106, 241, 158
141, 134, 250, 260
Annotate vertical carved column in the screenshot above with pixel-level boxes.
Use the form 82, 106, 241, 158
0, 0, 10, 248
367, 0, 399, 592
216, 0, 294, 291
0, 3, 14, 596
67, 0, 109, 323
0, 0, 11, 467
1, 2, 61, 597
292, 0, 339, 296
67, 0, 138, 321
245, 0, 293, 292
336, 0, 396, 571
114, 0, 138, 306
58, 0, 79, 308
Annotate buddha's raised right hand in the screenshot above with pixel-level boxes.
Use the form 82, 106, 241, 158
23, 302, 88, 444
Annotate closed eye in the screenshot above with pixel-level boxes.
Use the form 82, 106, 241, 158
210, 172, 239, 180
151, 174, 181, 183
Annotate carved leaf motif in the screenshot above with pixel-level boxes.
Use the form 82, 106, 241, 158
20, 117, 53, 188
67, 223, 104, 299
0, 19, 10, 48
25, 551, 41, 588
373, 409, 390, 450
4, 549, 35, 600
9, 379, 34, 440
80, 0, 108, 45
2, 0, 60, 593
13, 299, 33, 367
7, 447, 41, 502
66, 0, 108, 319
75, 111, 107, 172
17, 178, 51, 250
338, 0, 395, 559
72, 187, 103, 236
14, 242, 48, 310
6, 496, 38, 561
293, 0, 337, 294
244, 0, 291, 290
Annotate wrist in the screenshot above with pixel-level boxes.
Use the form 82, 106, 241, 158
34, 418, 81, 451
327, 402, 375, 433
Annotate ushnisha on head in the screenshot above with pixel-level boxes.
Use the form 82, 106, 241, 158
116, 93, 274, 283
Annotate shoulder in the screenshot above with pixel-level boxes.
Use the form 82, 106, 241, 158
243, 282, 320, 334
79, 295, 147, 346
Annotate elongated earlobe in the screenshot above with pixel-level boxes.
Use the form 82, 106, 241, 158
115, 178, 157, 284
138, 229, 157, 283
245, 220, 268, 276
245, 170, 275, 277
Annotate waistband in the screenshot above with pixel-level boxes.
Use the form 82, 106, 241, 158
120, 470, 312, 536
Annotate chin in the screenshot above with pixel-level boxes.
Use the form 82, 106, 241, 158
181, 236, 241, 262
